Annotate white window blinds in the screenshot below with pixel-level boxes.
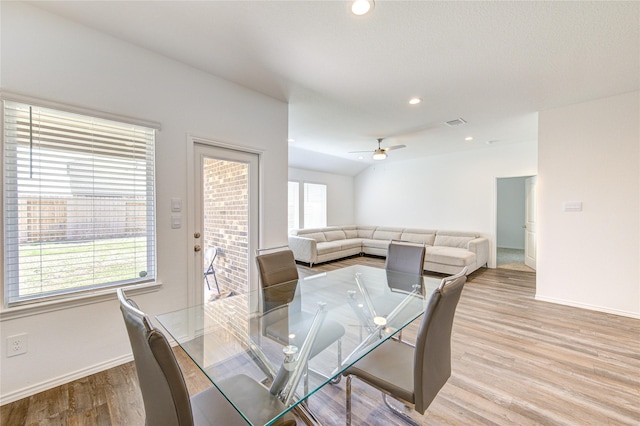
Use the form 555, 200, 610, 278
3, 100, 156, 306
288, 181, 300, 231
304, 183, 327, 228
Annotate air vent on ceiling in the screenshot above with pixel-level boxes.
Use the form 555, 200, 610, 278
444, 118, 467, 127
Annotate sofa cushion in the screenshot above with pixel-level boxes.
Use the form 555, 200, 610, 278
356, 226, 376, 239
372, 227, 403, 241
341, 239, 363, 250
434, 233, 474, 248
304, 232, 327, 243
324, 230, 346, 242
426, 246, 476, 267
316, 241, 343, 255
343, 226, 358, 239
401, 229, 436, 245
362, 239, 391, 250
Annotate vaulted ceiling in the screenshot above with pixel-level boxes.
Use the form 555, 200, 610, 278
31, 1, 640, 175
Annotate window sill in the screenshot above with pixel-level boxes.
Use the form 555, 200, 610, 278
0, 282, 163, 321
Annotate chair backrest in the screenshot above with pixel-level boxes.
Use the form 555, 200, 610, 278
256, 248, 299, 288
117, 288, 194, 426
385, 240, 426, 276
204, 246, 217, 272
412, 273, 466, 414
256, 249, 301, 326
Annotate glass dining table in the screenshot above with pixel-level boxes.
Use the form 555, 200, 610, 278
156, 265, 443, 425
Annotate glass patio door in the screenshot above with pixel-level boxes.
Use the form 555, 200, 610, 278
193, 142, 259, 305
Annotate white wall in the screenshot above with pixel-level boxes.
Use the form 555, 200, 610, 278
288, 167, 355, 227
354, 140, 538, 266
537, 91, 639, 318
497, 176, 527, 249
0, 2, 288, 402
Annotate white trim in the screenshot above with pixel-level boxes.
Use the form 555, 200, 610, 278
188, 133, 265, 156
0, 282, 162, 321
0, 91, 161, 131
535, 294, 640, 319
186, 133, 263, 308
0, 353, 134, 405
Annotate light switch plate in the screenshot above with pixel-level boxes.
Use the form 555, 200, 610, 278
563, 201, 583, 212
171, 215, 182, 229
171, 197, 182, 212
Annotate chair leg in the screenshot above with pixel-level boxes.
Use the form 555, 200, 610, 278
346, 375, 352, 426
382, 394, 421, 426
204, 274, 211, 291
212, 269, 221, 293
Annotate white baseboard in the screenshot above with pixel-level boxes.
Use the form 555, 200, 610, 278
0, 354, 134, 406
535, 295, 640, 319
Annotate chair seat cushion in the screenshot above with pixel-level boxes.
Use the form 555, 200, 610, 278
214, 374, 297, 426
343, 339, 415, 404
191, 386, 249, 426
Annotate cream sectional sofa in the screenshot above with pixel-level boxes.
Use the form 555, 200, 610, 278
288, 225, 489, 275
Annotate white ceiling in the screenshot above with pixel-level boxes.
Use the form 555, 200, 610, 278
30, 1, 640, 175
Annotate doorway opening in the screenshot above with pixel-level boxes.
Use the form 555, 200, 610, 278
202, 157, 249, 302
193, 142, 259, 306
496, 176, 536, 272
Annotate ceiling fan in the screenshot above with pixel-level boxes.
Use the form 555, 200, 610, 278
349, 138, 406, 160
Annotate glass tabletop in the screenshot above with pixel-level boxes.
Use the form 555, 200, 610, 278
156, 265, 443, 425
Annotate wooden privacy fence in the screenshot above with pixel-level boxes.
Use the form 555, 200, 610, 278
18, 195, 148, 243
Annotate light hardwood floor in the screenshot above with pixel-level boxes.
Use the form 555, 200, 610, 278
2, 256, 639, 425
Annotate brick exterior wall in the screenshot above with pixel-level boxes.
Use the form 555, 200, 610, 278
202, 158, 249, 296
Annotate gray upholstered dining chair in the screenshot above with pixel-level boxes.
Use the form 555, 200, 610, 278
117, 288, 296, 426
255, 247, 345, 363
343, 267, 467, 426
385, 239, 426, 276
385, 239, 426, 343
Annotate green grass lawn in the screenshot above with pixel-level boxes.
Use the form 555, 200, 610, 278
18, 236, 151, 297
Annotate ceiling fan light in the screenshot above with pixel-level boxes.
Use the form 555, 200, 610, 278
352, 0, 374, 15
372, 150, 387, 160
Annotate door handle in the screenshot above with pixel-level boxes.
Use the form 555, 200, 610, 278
194, 245, 202, 252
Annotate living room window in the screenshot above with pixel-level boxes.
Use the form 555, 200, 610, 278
288, 181, 327, 230
2, 100, 157, 307
287, 181, 300, 231
304, 182, 327, 228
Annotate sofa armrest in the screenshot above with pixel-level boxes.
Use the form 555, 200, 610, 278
467, 237, 489, 268
288, 235, 317, 265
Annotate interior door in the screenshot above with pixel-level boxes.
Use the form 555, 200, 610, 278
524, 176, 537, 270
192, 142, 259, 305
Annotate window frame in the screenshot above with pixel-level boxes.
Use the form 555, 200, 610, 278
287, 180, 300, 231
303, 182, 327, 229
287, 179, 328, 230
1, 93, 161, 314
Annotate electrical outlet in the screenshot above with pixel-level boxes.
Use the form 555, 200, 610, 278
7, 333, 28, 357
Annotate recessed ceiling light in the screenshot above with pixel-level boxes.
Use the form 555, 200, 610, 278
409, 97, 422, 105
465, 136, 473, 141
358, 156, 364, 160
287, 138, 295, 143
351, 0, 374, 15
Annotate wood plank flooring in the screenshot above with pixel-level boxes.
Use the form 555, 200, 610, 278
2, 256, 639, 425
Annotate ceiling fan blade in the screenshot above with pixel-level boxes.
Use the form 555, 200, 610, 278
383, 144, 406, 152
348, 150, 374, 154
